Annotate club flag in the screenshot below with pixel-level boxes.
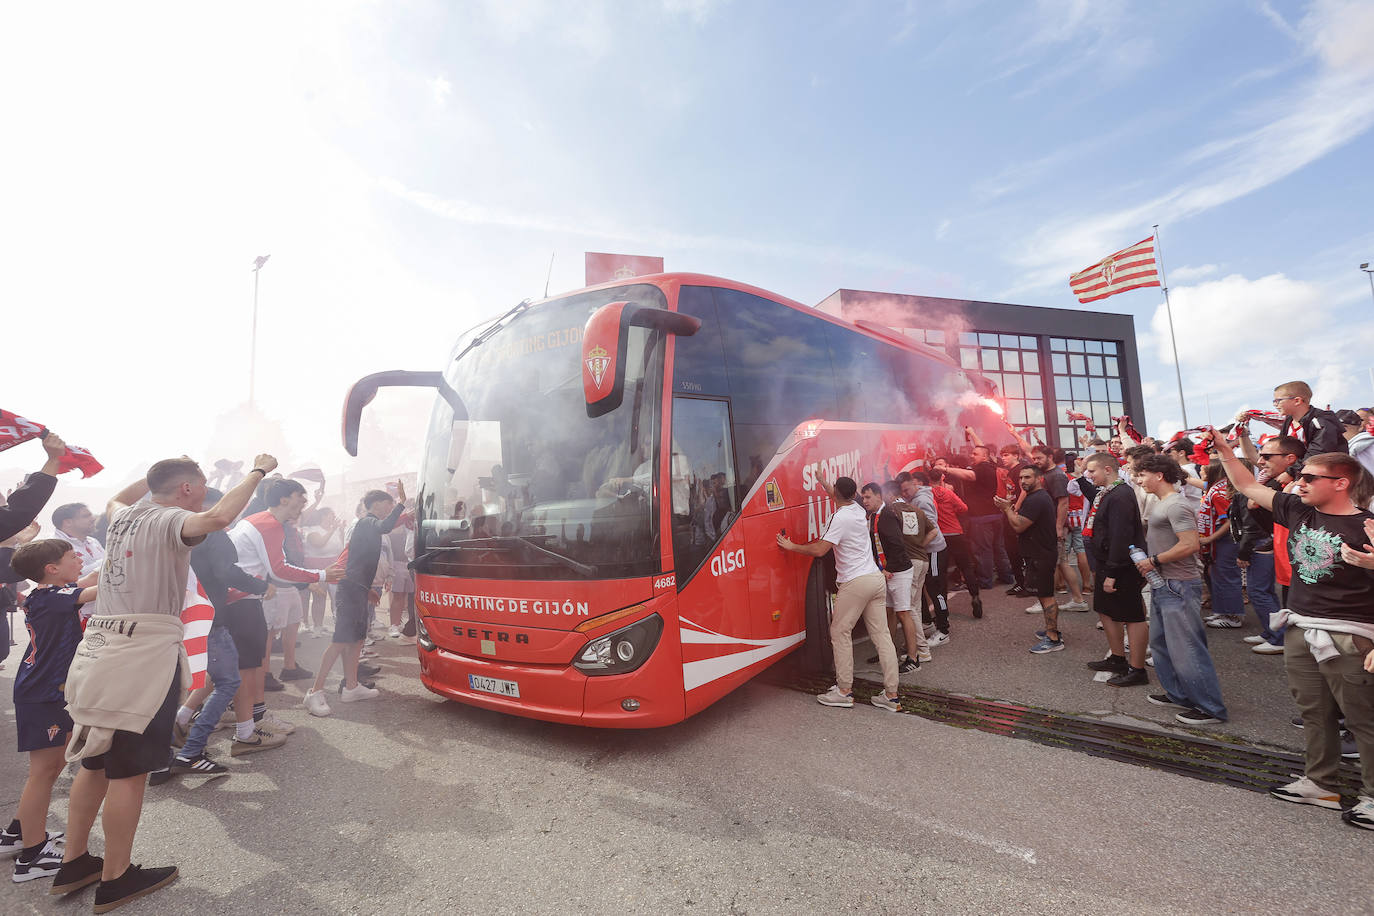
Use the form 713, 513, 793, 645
585, 252, 664, 287
1069, 237, 1160, 303
181, 569, 215, 690
0, 409, 104, 477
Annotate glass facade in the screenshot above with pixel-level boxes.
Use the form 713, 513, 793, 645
898, 329, 1129, 450
1049, 337, 1124, 449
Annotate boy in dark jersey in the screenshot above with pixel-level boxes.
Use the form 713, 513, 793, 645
2, 540, 97, 882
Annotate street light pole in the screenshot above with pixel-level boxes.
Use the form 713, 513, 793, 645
250, 254, 271, 408
1362, 262, 1374, 309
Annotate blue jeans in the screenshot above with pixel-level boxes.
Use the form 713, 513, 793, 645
1149, 578, 1228, 720
1246, 551, 1283, 645
1208, 536, 1244, 617
180, 626, 241, 759
969, 514, 1012, 588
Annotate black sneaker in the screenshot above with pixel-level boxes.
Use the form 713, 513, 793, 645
169, 753, 229, 777
1147, 693, 1187, 709
1087, 654, 1129, 673
1005, 585, 1029, 597
1175, 708, 1224, 726
93, 863, 178, 913
971, 596, 984, 618
278, 666, 313, 681
865, 654, 879, 664
897, 657, 920, 674
1291, 715, 1304, 729
13, 836, 64, 882
49, 851, 103, 896
1106, 667, 1149, 688
263, 673, 286, 692
358, 662, 382, 678
147, 768, 172, 787
1341, 730, 1360, 760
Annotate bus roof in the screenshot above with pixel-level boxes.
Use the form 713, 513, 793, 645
539, 271, 964, 371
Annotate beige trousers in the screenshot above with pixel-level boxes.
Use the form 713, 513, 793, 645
831, 572, 899, 694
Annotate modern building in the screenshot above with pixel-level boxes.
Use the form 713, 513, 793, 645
816, 289, 1146, 450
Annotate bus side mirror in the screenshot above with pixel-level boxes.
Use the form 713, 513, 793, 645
342, 370, 464, 456
582, 302, 700, 418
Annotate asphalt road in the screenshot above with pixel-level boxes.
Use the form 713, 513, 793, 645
1, 605, 1370, 915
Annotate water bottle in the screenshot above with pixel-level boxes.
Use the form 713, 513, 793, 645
1130, 545, 1166, 588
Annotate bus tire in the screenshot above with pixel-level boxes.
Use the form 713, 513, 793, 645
800, 560, 835, 677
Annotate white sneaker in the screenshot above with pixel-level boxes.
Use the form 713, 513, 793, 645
311, 626, 324, 639
1242, 635, 1266, 644
302, 688, 333, 717
340, 683, 380, 702
1025, 602, 1042, 614
360, 648, 380, 659
1269, 775, 1341, 809
388, 625, 402, 639
396, 635, 417, 646
928, 632, 950, 647
816, 685, 854, 707
262, 711, 296, 735
1251, 642, 1284, 655
364, 637, 376, 647
1061, 599, 1090, 612
917, 650, 933, 663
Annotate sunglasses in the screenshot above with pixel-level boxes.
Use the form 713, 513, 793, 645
1297, 472, 1343, 483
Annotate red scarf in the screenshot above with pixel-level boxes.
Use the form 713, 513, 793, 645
870, 510, 887, 571
0, 409, 103, 477
1082, 479, 1124, 538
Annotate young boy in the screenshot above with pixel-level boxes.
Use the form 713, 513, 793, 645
2, 539, 97, 883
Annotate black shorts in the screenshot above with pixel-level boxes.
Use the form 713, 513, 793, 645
16, 700, 73, 753
224, 598, 269, 668
80, 670, 179, 779
333, 582, 370, 645
1022, 552, 1057, 598
1094, 578, 1147, 623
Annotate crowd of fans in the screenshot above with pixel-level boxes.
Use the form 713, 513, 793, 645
788, 377, 1374, 837
0, 449, 415, 910
1, 375, 1373, 910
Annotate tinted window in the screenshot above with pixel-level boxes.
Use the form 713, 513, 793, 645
716, 288, 838, 495
670, 397, 737, 583
827, 326, 901, 423
672, 286, 730, 396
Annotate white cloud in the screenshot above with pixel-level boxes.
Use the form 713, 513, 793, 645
936, 219, 951, 240
429, 75, 452, 106
1257, 1, 1300, 41
1149, 272, 1321, 366
662, 0, 730, 25
1003, 0, 1374, 297
1168, 264, 1218, 282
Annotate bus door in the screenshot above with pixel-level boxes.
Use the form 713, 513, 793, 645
668, 396, 753, 640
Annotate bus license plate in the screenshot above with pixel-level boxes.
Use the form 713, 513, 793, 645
468, 674, 520, 698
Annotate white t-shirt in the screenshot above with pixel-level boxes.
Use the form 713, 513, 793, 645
820, 502, 880, 583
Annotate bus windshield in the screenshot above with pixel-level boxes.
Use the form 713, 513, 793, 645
416, 284, 667, 581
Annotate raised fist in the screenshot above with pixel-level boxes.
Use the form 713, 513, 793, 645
253, 454, 278, 474
41, 432, 66, 458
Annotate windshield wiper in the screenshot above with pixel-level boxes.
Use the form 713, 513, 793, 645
413, 537, 597, 578
453, 299, 532, 365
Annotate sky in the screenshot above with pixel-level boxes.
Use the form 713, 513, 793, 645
3, 0, 1373, 503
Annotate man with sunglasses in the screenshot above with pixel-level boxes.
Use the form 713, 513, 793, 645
1207, 431, 1374, 832
1272, 381, 1347, 456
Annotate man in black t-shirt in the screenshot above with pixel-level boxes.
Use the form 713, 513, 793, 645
1211, 435, 1374, 831
958, 437, 1014, 590
996, 466, 1062, 654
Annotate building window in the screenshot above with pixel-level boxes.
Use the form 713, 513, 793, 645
951, 330, 1047, 446
1050, 337, 1125, 448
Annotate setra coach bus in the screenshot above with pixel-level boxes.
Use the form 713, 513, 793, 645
342, 273, 1005, 727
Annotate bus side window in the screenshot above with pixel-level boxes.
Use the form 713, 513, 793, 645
670, 396, 738, 586
714, 288, 838, 497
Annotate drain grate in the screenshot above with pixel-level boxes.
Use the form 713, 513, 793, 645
768, 670, 1364, 798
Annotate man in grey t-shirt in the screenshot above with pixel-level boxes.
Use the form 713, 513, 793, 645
1135, 455, 1228, 726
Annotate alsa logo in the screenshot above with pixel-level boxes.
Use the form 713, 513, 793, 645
711, 548, 745, 578
586, 345, 611, 390
653, 574, 676, 590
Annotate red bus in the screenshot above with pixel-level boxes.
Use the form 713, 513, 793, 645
343, 273, 1004, 727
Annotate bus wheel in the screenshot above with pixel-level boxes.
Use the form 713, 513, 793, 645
800, 560, 835, 677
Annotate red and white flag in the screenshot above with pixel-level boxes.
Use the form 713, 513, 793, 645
0, 408, 104, 477
1069, 237, 1161, 303
181, 569, 215, 690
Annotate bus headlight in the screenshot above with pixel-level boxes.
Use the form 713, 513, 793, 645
573, 613, 663, 676
415, 615, 436, 652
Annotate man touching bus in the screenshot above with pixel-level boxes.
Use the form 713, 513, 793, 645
777, 476, 901, 712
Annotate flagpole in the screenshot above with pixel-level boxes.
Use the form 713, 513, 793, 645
1153, 224, 1188, 428
250, 266, 260, 409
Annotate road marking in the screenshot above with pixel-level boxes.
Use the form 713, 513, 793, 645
823, 784, 1038, 865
